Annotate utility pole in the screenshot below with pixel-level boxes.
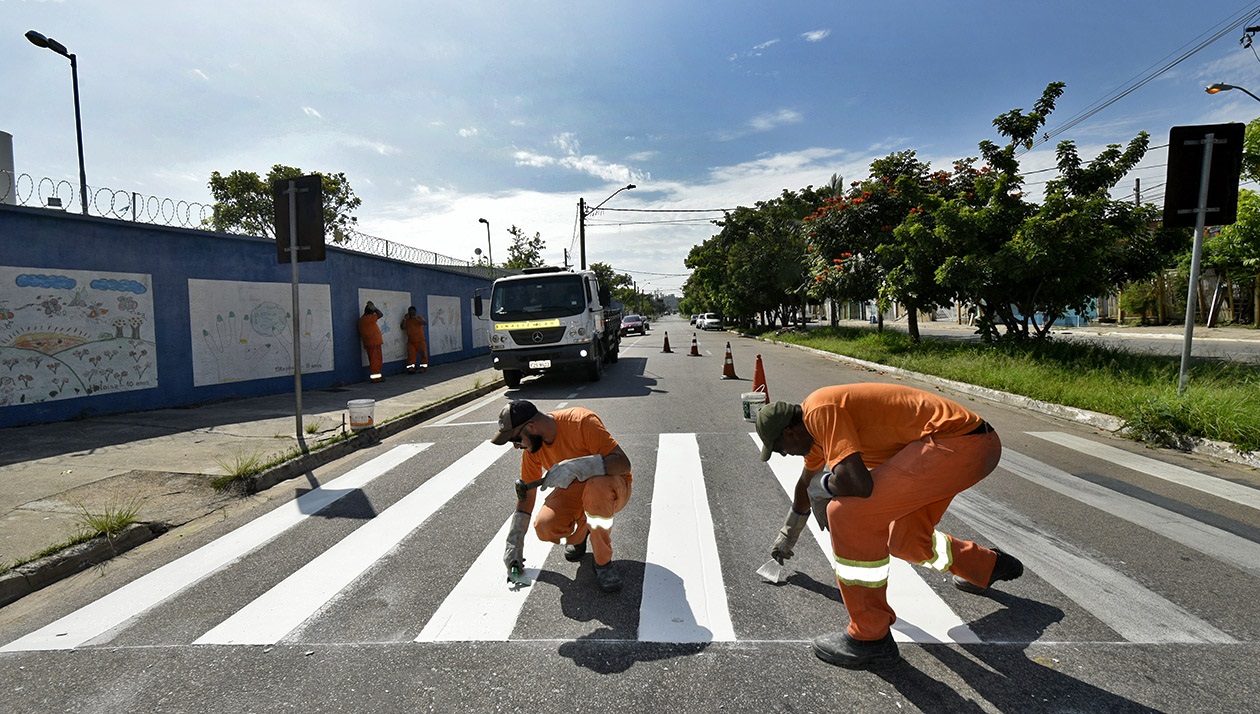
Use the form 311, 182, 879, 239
578, 198, 587, 270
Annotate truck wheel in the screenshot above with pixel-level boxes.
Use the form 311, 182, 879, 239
503, 369, 522, 388
587, 343, 603, 381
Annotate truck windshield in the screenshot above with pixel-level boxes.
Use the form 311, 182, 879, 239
490, 274, 587, 320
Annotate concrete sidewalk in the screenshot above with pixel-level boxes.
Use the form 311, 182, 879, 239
0, 356, 503, 607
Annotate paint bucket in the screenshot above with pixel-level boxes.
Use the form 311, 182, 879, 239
348, 399, 376, 429
741, 391, 767, 422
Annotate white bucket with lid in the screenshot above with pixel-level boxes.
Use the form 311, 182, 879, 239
741, 391, 768, 422
348, 399, 376, 429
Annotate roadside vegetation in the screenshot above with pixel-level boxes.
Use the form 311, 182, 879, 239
762, 325, 1260, 453
0, 499, 142, 576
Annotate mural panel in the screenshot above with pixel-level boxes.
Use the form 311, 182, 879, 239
190, 279, 333, 386
428, 295, 463, 355
0, 266, 156, 406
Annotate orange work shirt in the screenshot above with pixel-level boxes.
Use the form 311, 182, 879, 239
402, 315, 427, 342
358, 312, 383, 346
801, 383, 983, 472
520, 407, 631, 485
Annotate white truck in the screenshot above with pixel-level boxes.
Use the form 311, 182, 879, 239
475, 266, 621, 388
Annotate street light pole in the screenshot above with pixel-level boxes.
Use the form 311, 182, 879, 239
578, 183, 635, 270
26, 30, 88, 215
477, 217, 493, 277
1205, 82, 1260, 103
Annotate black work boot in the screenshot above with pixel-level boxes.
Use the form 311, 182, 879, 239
593, 561, 622, 593
811, 631, 900, 669
953, 548, 1024, 594
564, 535, 588, 562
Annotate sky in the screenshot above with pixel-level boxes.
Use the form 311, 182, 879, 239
6, 1, 1260, 297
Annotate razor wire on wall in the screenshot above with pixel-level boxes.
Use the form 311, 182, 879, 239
0, 170, 476, 271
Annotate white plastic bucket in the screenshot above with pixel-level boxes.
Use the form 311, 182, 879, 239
741, 391, 768, 422
348, 399, 376, 429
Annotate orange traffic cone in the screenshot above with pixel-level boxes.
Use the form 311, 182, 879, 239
689, 333, 701, 356
753, 354, 768, 400
662, 332, 673, 353
721, 342, 738, 379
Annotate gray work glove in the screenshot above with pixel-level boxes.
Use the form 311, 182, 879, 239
807, 472, 835, 531
772, 509, 810, 564
504, 510, 530, 571
541, 454, 606, 490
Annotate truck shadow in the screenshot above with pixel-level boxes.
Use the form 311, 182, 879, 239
504, 357, 662, 399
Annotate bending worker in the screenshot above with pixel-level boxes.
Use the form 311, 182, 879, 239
358, 301, 385, 383
755, 383, 1022, 669
401, 306, 429, 374
491, 399, 632, 593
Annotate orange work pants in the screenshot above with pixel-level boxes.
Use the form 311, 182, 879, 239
406, 339, 428, 370
827, 431, 1002, 641
364, 343, 383, 380
535, 474, 631, 566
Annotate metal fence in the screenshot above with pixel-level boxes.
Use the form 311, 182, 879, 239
1, 170, 477, 272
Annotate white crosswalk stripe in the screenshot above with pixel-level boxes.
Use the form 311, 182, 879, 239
640, 433, 735, 642
1, 444, 430, 653
196, 441, 509, 645
2, 431, 1253, 651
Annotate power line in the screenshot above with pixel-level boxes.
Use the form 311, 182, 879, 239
1019, 3, 1260, 155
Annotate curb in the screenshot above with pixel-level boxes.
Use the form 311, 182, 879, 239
0, 378, 505, 609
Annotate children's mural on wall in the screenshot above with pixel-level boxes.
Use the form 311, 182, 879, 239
189, 278, 333, 386
357, 288, 409, 366
0, 265, 156, 406
428, 295, 463, 355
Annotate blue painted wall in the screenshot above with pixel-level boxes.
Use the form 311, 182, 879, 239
0, 206, 491, 427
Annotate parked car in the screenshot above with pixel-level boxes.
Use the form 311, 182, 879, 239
620, 313, 647, 336
698, 312, 722, 330
690, 314, 700, 326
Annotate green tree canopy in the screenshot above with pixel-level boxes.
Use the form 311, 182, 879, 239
503, 225, 546, 269
207, 164, 361, 243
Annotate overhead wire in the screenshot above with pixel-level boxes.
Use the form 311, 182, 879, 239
1018, 3, 1260, 155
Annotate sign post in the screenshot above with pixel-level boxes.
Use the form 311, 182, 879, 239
273, 175, 325, 446
1162, 123, 1243, 394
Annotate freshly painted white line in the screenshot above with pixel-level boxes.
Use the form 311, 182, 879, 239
639, 433, 736, 642
1, 444, 431, 653
430, 392, 505, 426
1027, 431, 1260, 511
951, 488, 1235, 644
751, 433, 979, 644
1001, 449, 1260, 578
415, 515, 553, 642
195, 441, 511, 645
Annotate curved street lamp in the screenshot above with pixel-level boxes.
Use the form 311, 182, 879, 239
578, 183, 635, 270
26, 30, 88, 215
477, 217, 493, 277
1205, 82, 1260, 103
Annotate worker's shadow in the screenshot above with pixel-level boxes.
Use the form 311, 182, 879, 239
546, 561, 707, 675
874, 591, 1161, 713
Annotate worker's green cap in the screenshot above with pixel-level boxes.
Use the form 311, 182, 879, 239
756, 401, 795, 462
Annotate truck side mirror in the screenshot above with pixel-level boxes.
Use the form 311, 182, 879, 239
474, 294, 483, 317
598, 286, 611, 306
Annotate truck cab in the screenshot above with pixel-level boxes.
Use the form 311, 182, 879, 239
475, 267, 621, 388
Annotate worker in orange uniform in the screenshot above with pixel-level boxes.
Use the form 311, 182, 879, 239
491, 400, 632, 593
358, 301, 385, 383
755, 383, 1022, 669
400, 306, 429, 374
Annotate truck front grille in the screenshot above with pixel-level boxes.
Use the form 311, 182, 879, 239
508, 327, 566, 345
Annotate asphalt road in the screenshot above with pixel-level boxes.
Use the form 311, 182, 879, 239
2, 317, 1258, 712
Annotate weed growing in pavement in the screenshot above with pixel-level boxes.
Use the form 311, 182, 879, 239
767, 325, 1260, 453
214, 449, 268, 482
73, 499, 142, 540
305, 418, 324, 435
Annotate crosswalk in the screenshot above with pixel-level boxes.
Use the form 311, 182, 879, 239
3, 430, 1256, 652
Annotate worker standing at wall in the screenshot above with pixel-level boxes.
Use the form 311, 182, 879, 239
358, 301, 385, 383
401, 305, 429, 374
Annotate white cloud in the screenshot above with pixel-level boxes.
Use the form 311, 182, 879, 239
303, 106, 322, 119
191, 68, 209, 81
513, 134, 649, 184
458, 127, 479, 137
753, 39, 780, 52
801, 29, 830, 42
717, 108, 804, 141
